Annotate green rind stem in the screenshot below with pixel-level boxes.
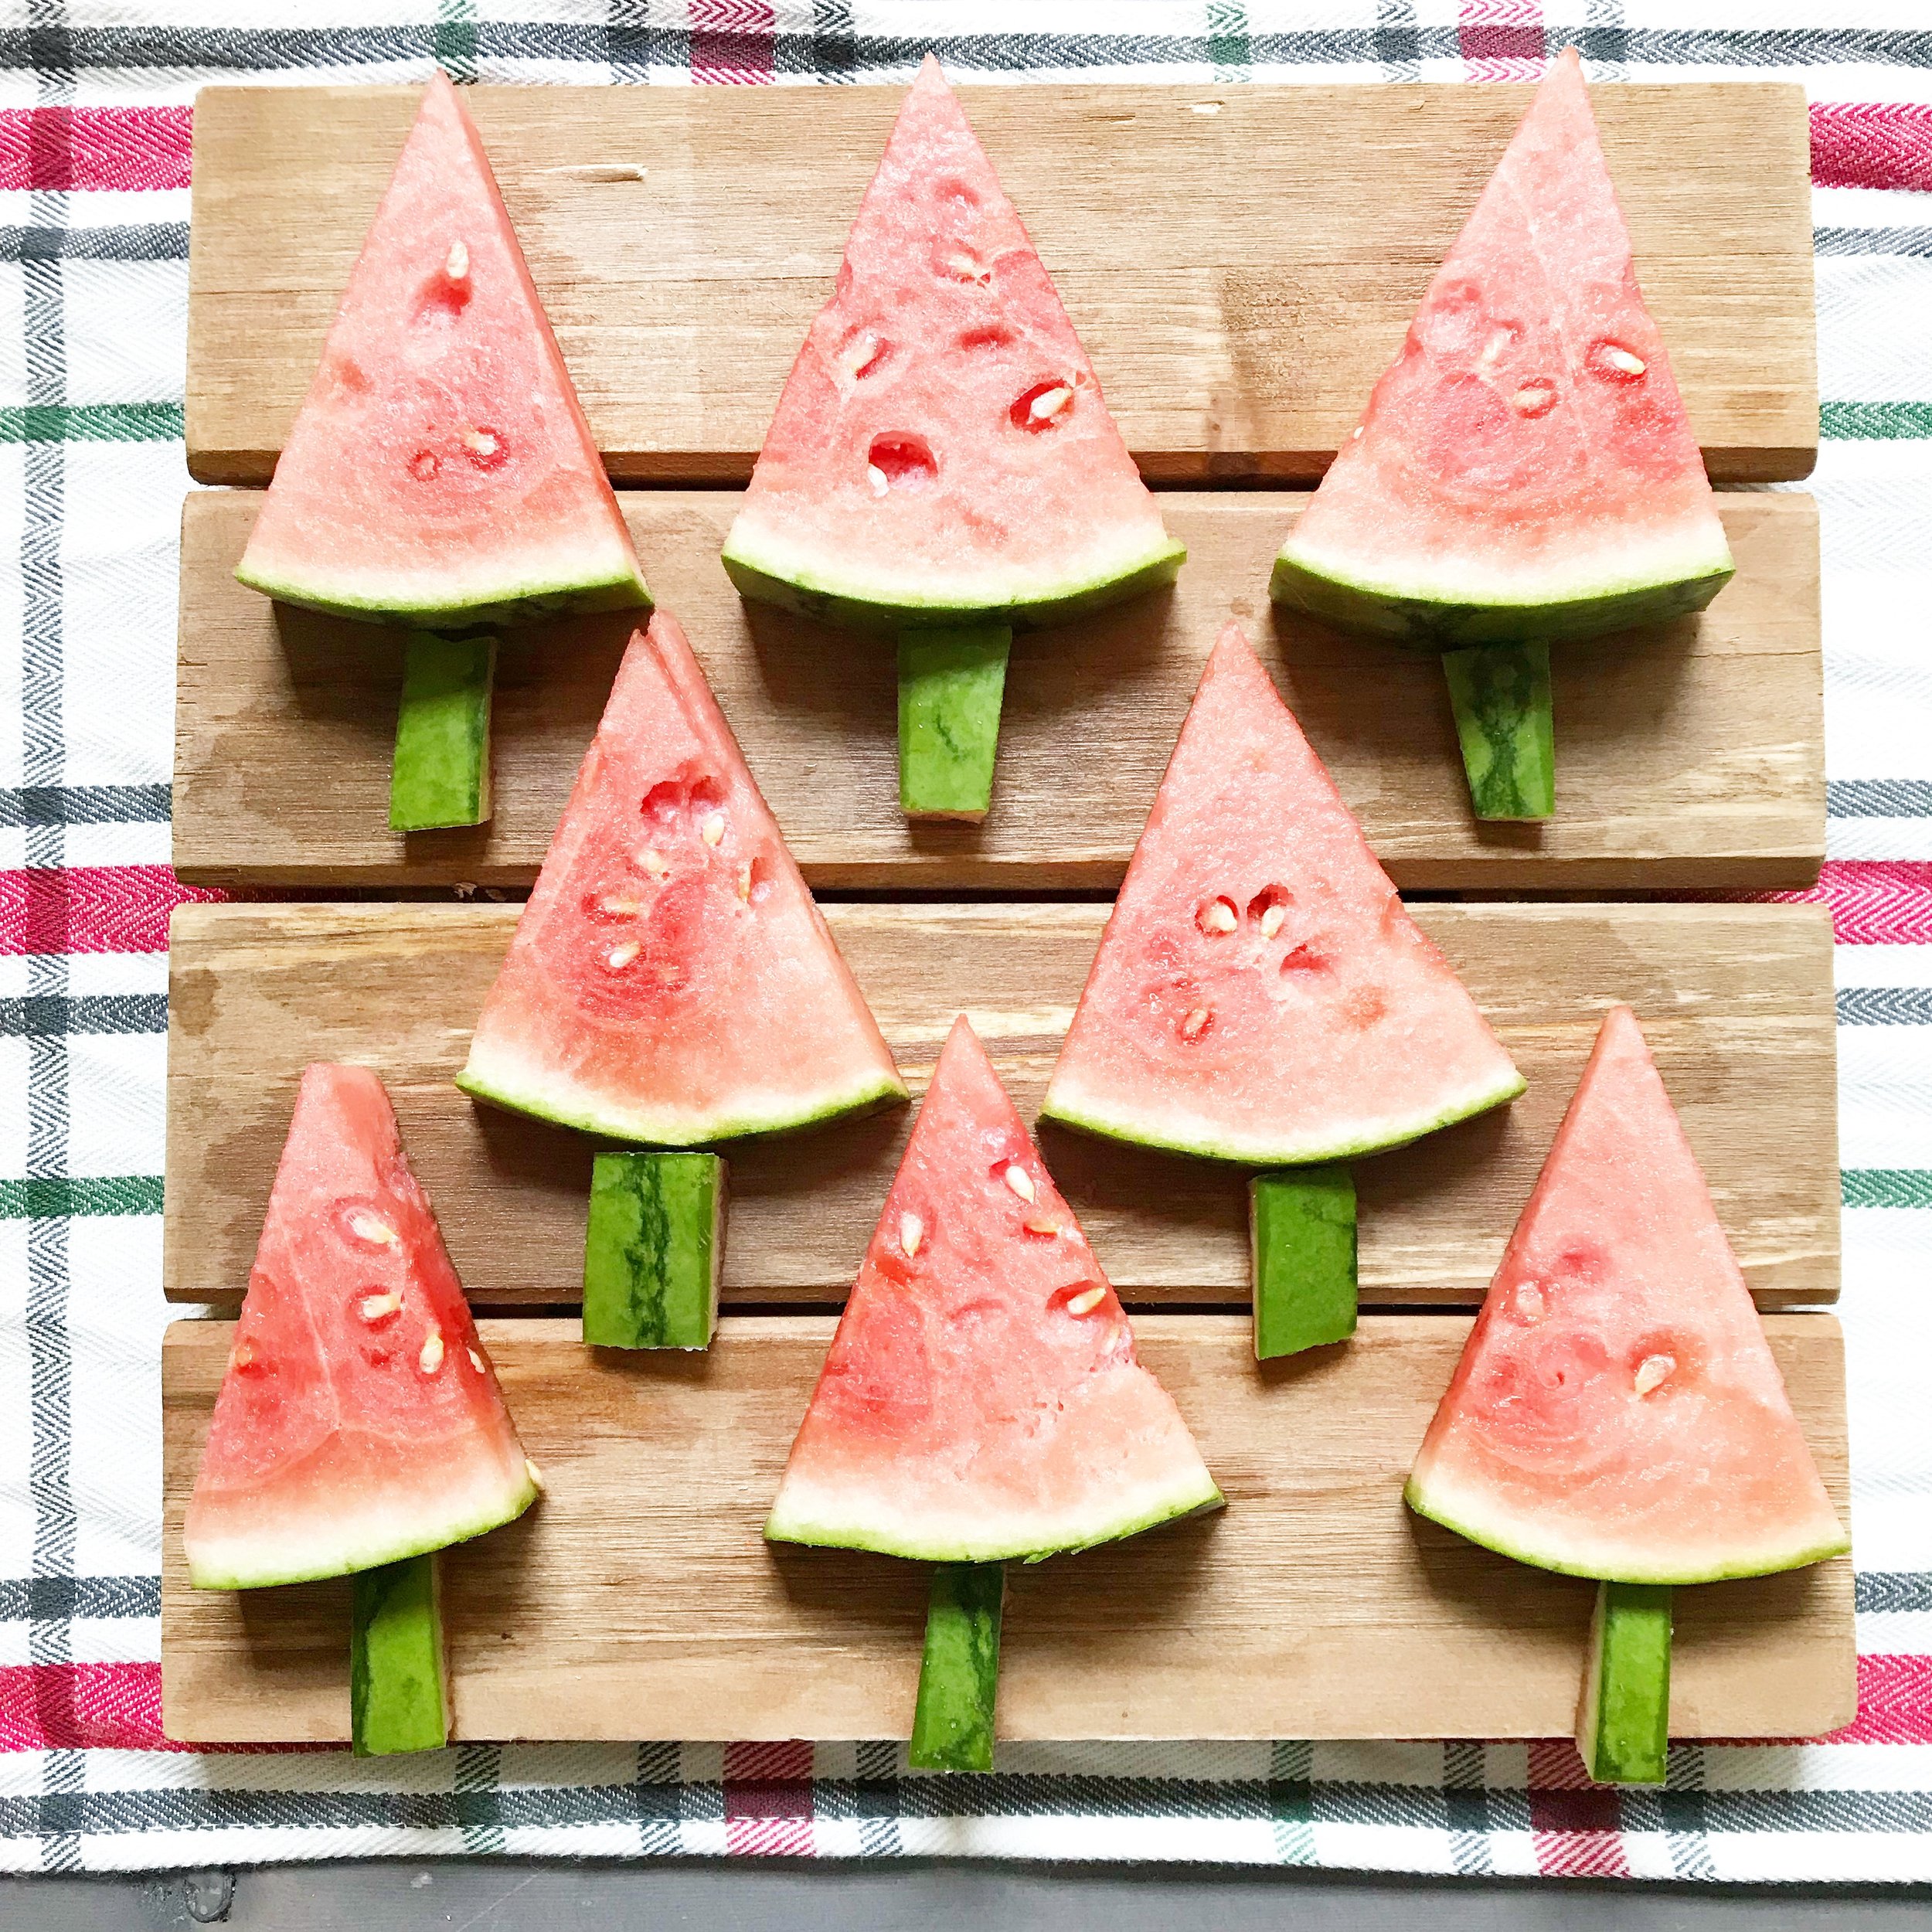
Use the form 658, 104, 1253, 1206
390, 632, 495, 832
897, 627, 1012, 822
1250, 1165, 1358, 1359
582, 1151, 726, 1349
350, 1553, 451, 1757
1577, 1579, 1672, 1786
909, 1562, 1005, 1773
1441, 641, 1556, 822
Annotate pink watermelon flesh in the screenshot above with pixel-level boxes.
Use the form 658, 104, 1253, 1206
767, 1016, 1223, 1562
1273, 49, 1733, 647
1041, 624, 1525, 1164
236, 73, 650, 631
722, 55, 1182, 630
1406, 1005, 1848, 1584
458, 611, 907, 1144
184, 1064, 537, 1590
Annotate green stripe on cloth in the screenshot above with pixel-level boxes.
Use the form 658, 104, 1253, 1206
0, 1175, 164, 1219
1843, 1169, 1932, 1209
1821, 401, 1932, 441
0, 403, 183, 444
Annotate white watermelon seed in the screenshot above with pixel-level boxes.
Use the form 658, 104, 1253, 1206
1349, 425, 1364, 441
701, 812, 726, 846
1029, 385, 1073, 423
605, 940, 641, 971
1066, 1285, 1107, 1317
1259, 904, 1287, 940
841, 331, 883, 381
1198, 897, 1237, 936
1181, 1006, 1211, 1041
463, 427, 498, 457
444, 238, 469, 281
1634, 1353, 1675, 1396
467, 1348, 485, 1374
867, 464, 890, 498
359, 1290, 403, 1324
1004, 1164, 1036, 1203
900, 1211, 924, 1257
232, 1338, 255, 1369
1024, 1218, 1061, 1238
1600, 343, 1646, 376
419, 1329, 445, 1376
945, 250, 986, 281
736, 861, 753, 903
1511, 383, 1557, 418
349, 1209, 399, 1247
598, 895, 642, 917
638, 848, 668, 877
1515, 1282, 1546, 1321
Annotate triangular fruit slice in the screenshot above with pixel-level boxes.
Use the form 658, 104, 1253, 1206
1041, 624, 1525, 1163
236, 71, 651, 630
185, 1064, 538, 1590
458, 611, 906, 1143
1272, 48, 1733, 647
1406, 1005, 1848, 1583
767, 1016, 1223, 1561
722, 55, 1183, 631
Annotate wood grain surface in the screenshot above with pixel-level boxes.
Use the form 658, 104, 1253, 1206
173, 489, 1824, 893
159, 1313, 1855, 1745
162, 900, 1839, 1311
185, 81, 1817, 485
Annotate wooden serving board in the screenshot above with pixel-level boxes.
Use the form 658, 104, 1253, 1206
163, 900, 1839, 1311
185, 82, 1816, 486
159, 1314, 1855, 1746
172, 489, 1824, 893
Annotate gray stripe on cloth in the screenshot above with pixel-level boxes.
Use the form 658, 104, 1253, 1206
0, 1575, 158, 1619
1858, 1572, 1932, 1613
0, 783, 169, 825
0, 995, 166, 1037
1831, 778, 1932, 818
0, 224, 187, 264
1838, 988, 1932, 1026
1817, 227, 1932, 259
1443, 1741, 1491, 1876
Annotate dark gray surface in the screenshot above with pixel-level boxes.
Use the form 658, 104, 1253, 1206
5, 1863, 1932, 1930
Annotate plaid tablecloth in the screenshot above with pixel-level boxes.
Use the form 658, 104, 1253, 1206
0, 0, 1927, 1883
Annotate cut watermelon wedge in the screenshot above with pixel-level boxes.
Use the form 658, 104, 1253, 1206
1272, 48, 1733, 650
1406, 1005, 1849, 1584
721, 56, 1183, 631
767, 1016, 1223, 1563
184, 1064, 539, 1591
458, 611, 906, 1145
236, 72, 650, 631
1041, 624, 1525, 1165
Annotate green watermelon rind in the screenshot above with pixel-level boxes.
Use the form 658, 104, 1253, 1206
1039, 1062, 1526, 1169
1402, 1470, 1852, 1587
764, 1470, 1226, 1566
233, 556, 653, 634
1269, 547, 1735, 651
187, 1465, 539, 1594
456, 1048, 908, 1151
720, 530, 1186, 634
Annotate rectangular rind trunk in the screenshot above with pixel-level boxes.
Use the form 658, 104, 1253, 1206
909, 1561, 1005, 1773
897, 627, 1012, 823
582, 1151, 726, 1350
350, 1553, 450, 1757
390, 634, 495, 832
1442, 641, 1555, 822
1250, 1167, 1358, 1359
1576, 1579, 1672, 1785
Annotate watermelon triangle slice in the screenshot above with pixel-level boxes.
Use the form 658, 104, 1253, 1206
1041, 624, 1525, 1164
1272, 48, 1733, 647
458, 611, 907, 1144
236, 72, 651, 631
767, 1016, 1223, 1562
184, 1064, 539, 1590
721, 55, 1183, 631
1406, 1005, 1848, 1584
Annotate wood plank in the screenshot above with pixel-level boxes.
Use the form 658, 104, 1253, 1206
172, 488, 1824, 893
159, 1313, 1855, 1745
185, 81, 1816, 486
163, 900, 1839, 1311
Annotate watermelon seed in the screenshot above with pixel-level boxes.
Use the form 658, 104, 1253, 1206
839, 330, 886, 383
944, 249, 989, 284
467, 1348, 485, 1374
1065, 1285, 1107, 1317
900, 1211, 924, 1257
1633, 1353, 1675, 1396
1515, 1282, 1546, 1321
868, 434, 939, 492
1024, 1218, 1061, 1238
1180, 1005, 1212, 1041
1003, 1164, 1036, 1203
359, 1290, 403, 1325
736, 860, 753, 903
462, 427, 502, 464
231, 1339, 255, 1369
597, 895, 642, 917
1197, 897, 1238, 936
1594, 342, 1648, 379
444, 238, 469, 282
1349, 426, 1364, 441
349, 1209, 399, 1247
1012, 380, 1076, 430
419, 1329, 445, 1376
605, 940, 641, 971
867, 464, 889, 498
408, 450, 440, 482
701, 812, 726, 846
637, 848, 669, 878
1510, 382, 1558, 418
1259, 905, 1286, 940
1247, 886, 1291, 934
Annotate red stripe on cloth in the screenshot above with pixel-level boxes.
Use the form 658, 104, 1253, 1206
0, 867, 223, 957
1811, 102, 1932, 194
0, 107, 193, 193
1460, 0, 1544, 83
723, 1739, 815, 1855
689, 1, 775, 86
1831, 1655, 1932, 1744
1746, 861, 1932, 946
0, 1661, 167, 1751
1526, 1740, 1634, 1877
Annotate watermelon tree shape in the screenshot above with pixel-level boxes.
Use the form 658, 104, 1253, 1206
184, 1063, 540, 1754
767, 1015, 1223, 1768
1270, 48, 1733, 823
1406, 1005, 1849, 1783
1041, 622, 1524, 1357
458, 611, 906, 1346
234, 71, 652, 832
721, 54, 1184, 824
